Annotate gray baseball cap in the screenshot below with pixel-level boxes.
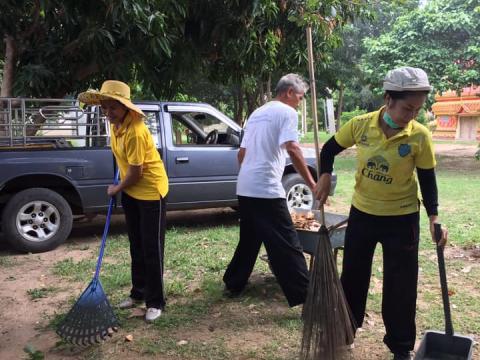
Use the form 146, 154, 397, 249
383, 67, 433, 92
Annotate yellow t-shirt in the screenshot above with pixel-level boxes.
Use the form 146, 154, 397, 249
335, 107, 436, 216
110, 113, 169, 200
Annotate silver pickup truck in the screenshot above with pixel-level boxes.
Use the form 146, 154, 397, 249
0, 98, 335, 253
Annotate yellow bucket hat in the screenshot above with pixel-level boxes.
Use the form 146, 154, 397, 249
78, 80, 145, 117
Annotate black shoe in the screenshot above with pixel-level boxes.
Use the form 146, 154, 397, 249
223, 287, 244, 298
393, 352, 411, 360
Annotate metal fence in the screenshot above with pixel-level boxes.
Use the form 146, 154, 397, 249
0, 98, 109, 148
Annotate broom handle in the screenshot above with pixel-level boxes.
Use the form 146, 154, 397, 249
306, 25, 326, 225
434, 223, 454, 336
94, 169, 120, 281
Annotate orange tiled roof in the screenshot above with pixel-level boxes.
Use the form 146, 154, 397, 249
432, 85, 480, 115
432, 100, 480, 115
434, 86, 480, 101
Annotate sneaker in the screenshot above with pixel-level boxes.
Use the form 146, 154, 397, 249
118, 297, 144, 309
145, 307, 162, 322
393, 352, 412, 360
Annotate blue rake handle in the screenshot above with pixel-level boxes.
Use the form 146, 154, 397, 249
93, 169, 120, 282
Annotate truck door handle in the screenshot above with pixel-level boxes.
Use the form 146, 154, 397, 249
175, 156, 189, 163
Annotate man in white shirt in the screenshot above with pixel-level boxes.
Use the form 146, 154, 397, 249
223, 74, 316, 307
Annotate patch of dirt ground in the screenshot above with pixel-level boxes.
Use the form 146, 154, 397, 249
0, 144, 479, 359
0, 247, 94, 359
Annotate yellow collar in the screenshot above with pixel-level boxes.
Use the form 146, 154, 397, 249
112, 112, 136, 137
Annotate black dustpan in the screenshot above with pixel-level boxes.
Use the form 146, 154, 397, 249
414, 224, 473, 360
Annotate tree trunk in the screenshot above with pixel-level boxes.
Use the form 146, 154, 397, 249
245, 90, 258, 117
233, 86, 244, 125
335, 83, 344, 131
259, 81, 265, 105
1, 35, 16, 98
259, 77, 272, 105
1, 35, 17, 136
266, 74, 272, 101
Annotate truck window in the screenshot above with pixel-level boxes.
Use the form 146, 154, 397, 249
170, 111, 239, 146
144, 111, 161, 148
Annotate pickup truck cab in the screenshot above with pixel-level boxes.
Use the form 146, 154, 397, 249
0, 98, 335, 253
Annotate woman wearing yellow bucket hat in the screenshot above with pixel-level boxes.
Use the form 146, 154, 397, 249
79, 80, 169, 322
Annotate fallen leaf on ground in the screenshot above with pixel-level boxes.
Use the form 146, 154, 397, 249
128, 308, 145, 318
125, 334, 133, 342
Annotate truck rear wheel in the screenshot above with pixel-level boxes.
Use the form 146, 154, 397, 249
2, 188, 73, 253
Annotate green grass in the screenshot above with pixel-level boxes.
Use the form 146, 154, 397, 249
299, 131, 332, 144
23, 344, 45, 360
0, 255, 17, 267
48, 153, 480, 359
328, 154, 480, 341
27, 287, 57, 300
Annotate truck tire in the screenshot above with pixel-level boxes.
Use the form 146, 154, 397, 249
2, 188, 73, 253
282, 173, 314, 211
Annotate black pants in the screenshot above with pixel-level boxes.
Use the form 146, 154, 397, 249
223, 196, 309, 307
341, 206, 419, 354
121, 192, 166, 309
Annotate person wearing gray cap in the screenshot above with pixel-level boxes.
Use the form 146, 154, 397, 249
313, 67, 448, 360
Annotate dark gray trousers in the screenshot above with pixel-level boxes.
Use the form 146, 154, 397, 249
341, 206, 420, 354
121, 192, 166, 309
223, 196, 309, 307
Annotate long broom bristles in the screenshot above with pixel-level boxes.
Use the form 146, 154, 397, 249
300, 225, 356, 360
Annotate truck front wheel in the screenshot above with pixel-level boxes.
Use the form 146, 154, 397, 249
282, 173, 314, 211
2, 188, 73, 253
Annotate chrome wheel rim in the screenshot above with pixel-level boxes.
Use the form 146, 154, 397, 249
15, 201, 60, 242
286, 183, 313, 210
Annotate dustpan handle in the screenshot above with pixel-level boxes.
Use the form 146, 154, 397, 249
434, 223, 454, 336
93, 169, 120, 281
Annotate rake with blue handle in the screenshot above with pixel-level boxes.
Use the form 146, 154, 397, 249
57, 170, 120, 346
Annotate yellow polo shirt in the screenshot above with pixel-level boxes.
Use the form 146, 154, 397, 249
335, 107, 436, 216
110, 113, 168, 200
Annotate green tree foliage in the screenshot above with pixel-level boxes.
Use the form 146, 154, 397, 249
0, 0, 187, 98
325, 0, 419, 117
339, 107, 367, 127
184, 0, 368, 122
0, 0, 368, 124
361, 0, 480, 94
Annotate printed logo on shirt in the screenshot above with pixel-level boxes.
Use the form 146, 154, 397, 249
359, 134, 369, 146
361, 155, 392, 184
398, 143, 411, 157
